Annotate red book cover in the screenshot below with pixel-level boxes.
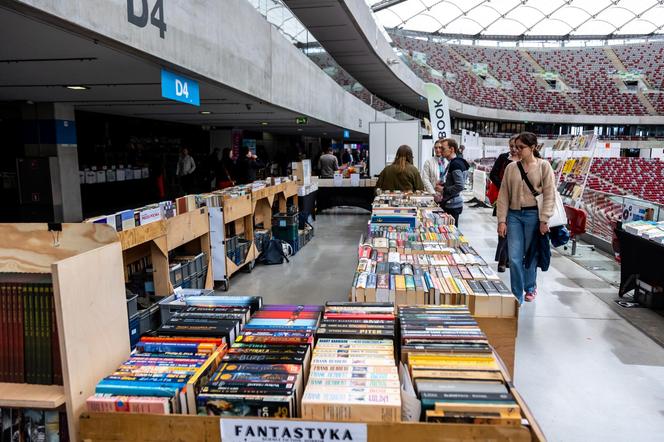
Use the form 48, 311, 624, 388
9, 283, 16, 382
0, 283, 6, 381
250, 311, 320, 319
235, 335, 313, 346
13, 284, 21, 383
51, 290, 62, 385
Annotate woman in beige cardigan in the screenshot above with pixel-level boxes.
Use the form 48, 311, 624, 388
496, 133, 555, 303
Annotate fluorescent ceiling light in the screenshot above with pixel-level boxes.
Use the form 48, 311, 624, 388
65, 85, 89, 90
199, 111, 212, 115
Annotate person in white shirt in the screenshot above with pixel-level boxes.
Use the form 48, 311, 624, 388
422, 139, 448, 198
176, 147, 196, 194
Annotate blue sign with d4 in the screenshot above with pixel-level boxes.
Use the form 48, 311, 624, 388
161, 69, 200, 106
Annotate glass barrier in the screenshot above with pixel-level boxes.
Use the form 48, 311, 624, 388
246, 0, 399, 115
569, 188, 664, 243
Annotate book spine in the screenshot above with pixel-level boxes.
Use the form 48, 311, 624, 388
51, 289, 62, 385
25, 283, 34, 384
44, 285, 52, 384
37, 284, 46, 384
0, 284, 5, 382
10, 283, 18, 383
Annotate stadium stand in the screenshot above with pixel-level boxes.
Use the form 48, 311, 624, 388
308, 51, 391, 111
390, 33, 664, 116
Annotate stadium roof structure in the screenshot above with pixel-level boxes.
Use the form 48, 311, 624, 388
367, 0, 664, 41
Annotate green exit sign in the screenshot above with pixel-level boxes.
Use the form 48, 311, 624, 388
296, 117, 308, 125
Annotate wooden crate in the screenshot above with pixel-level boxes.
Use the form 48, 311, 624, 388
222, 194, 253, 224
475, 314, 519, 377
167, 207, 210, 251
0, 223, 130, 442
251, 186, 277, 228
80, 409, 539, 442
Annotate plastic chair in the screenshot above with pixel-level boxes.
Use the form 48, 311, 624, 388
564, 205, 595, 256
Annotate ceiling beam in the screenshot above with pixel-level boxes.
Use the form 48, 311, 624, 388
371, 0, 408, 13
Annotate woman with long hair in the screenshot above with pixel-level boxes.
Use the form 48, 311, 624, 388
376, 145, 425, 192
496, 132, 555, 303
490, 135, 520, 272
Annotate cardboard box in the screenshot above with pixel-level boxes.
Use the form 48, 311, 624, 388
292, 160, 311, 186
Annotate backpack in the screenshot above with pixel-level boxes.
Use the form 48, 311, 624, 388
257, 239, 290, 265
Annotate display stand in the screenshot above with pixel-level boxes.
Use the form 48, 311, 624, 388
118, 208, 213, 297
79, 348, 544, 441
118, 220, 170, 297
550, 131, 598, 208
166, 207, 214, 291
208, 194, 255, 291
276, 181, 299, 213
251, 184, 280, 228
0, 223, 130, 441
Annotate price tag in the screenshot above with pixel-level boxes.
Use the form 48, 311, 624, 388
220, 419, 368, 442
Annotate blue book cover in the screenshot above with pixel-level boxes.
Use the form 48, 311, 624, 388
136, 341, 209, 354
95, 379, 183, 397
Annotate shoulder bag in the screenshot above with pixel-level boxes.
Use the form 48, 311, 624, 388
516, 161, 567, 228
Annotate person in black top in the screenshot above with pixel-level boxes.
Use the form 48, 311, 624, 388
234, 145, 265, 184
489, 135, 519, 272
215, 148, 236, 189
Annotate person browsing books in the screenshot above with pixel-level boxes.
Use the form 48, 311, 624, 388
376, 145, 425, 192
318, 147, 339, 178
496, 132, 555, 303
422, 139, 448, 199
436, 138, 469, 227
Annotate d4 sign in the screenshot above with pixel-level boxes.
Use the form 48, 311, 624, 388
127, 0, 167, 39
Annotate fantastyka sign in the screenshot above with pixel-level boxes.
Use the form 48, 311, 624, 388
220, 419, 368, 442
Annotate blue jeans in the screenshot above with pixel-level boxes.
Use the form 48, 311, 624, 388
507, 209, 539, 303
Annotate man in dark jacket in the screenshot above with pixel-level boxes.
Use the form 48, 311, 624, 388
437, 138, 469, 227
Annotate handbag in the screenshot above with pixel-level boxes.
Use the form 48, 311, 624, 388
486, 181, 500, 205
516, 161, 567, 228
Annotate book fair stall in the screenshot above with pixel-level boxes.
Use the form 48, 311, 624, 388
0, 181, 543, 441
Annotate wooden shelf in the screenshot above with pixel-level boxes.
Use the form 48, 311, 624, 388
166, 207, 210, 251
222, 194, 252, 223
0, 223, 130, 442
80, 413, 536, 441
0, 383, 65, 409
118, 221, 166, 251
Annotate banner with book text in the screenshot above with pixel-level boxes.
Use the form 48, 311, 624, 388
424, 82, 451, 144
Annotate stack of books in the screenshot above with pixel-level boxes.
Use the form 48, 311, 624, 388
372, 192, 438, 209
197, 305, 322, 417
399, 305, 521, 426
623, 220, 664, 244
302, 302, 401, 422
0, 281, 62, 385
157, 306, 248, 346
351, 251, 515, 316
87, 337, 226, 415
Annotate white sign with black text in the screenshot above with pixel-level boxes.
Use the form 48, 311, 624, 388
220, 419, 368, 442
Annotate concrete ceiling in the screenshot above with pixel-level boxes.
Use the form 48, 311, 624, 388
0, 5, 364, 140
285, 0, 428, 113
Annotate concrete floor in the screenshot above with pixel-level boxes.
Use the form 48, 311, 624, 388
227, 206, 664, 442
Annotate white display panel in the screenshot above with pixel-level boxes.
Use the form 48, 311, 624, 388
369, 121, 421, 177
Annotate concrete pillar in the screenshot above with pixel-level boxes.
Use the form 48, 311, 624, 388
20, 103, 82, 222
